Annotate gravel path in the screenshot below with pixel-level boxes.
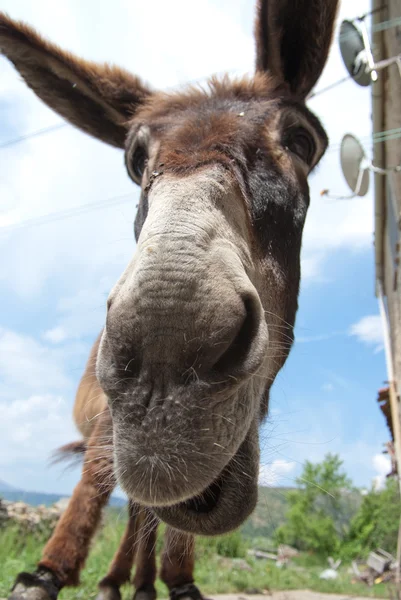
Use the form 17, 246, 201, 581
0, 591, 382, 600
212, 592, 381, 600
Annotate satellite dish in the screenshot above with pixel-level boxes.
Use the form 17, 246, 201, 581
340, 134, 370, 196
339, 20, 372, 86
321, 133, 401, 201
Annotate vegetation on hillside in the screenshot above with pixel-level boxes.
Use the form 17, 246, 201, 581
0, 516, 390, 599
1, 453, 399, 599
342, 477, 400, 560
275, 453, 400, 560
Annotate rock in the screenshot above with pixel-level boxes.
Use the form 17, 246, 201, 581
319, 568, 339, 580
0, 500, 62, 533
218, 558, 253, 572
53, 497, 70, 512
0, 498, 9, 525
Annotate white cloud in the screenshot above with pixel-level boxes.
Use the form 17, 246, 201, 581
322, 383, 334, 393
372, 453, 391, 490
0, 327, 86, 490
261, 389, 390, 490
297, 331, 344, 343
0, 328, 73, 395
52, 276, 112, 341
43, 326, 68, 344
299, 0, 375, 283
259, 460, 296, 486
349, 315, 384, 352
0, 394, 76, 465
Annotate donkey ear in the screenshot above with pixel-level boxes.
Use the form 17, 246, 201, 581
0, 13, 152, 148
255, 0, 339, 98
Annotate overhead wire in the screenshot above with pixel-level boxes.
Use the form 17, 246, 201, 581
338, 16, 401, 43
326, 127, 401, 156
1, 126, 400, 235
1, 16, 400, 149
1, 13, 399, 233
0, 15, 399, 150
0, 122, 68, 149
310, 16, 401, 99
0, 72, 234, 151
308, 75, 351, 99
0, 192, 135, 235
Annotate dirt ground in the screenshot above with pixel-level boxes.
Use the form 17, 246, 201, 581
0, 594, 382, 600
0, 593, 382, 600
213, 593, 381, 600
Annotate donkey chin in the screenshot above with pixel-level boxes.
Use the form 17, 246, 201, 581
113, 409, 260, 536
151, 421, 260, 536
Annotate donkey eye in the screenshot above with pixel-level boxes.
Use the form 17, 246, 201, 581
131, 145, 148, 182
285, 127, 316, 166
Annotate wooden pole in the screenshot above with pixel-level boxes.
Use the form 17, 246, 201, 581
378, 284, 401, 496
378, 284, 401, 594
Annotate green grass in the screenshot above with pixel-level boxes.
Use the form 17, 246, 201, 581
0, 513, 389, 599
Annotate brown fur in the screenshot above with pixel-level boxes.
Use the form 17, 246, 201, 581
0, 13, 151, 147
127, 78, 327, 184
254, 0, 339, 97
160, 529, 195, 590
39, 411, 115, 585
132, 510, 158, 596
98, 502, 143, 590
73, 331, 106, 439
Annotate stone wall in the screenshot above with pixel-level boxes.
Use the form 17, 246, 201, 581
0, 498, 64, 533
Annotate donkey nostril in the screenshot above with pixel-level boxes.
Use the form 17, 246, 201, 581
213, 295, 263, 376
107, 297, 113, 311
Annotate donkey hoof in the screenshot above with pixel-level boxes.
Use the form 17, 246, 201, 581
9, 588, 51, 600
170, 584, 207, 600
9, 584, 52, 600
96, 584, 122, 600
9, 570, 61, 600
133, 585, 157, 600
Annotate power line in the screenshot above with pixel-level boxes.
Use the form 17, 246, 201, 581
1, 127, 400, 234
373, 126, 401, 141
0, 192, 134, 235
0, 122, 68, 149
373, 16, 401, 33
309, 16, 401, 99
0, 16, 399, 149
338, 16, 401, 43
326, 128, 401, 157
308, 76, 351, 99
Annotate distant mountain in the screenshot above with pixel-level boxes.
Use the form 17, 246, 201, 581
0, 483, 126, 508
240, 485, 363, 541
0, 479, 18, 492
241, 486, 295, 540
0, 480, 363, 541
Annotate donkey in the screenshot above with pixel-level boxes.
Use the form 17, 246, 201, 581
52, 333, 203, 600
0, 0, 339, 598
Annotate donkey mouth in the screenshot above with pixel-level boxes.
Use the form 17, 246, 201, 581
151, 422, 259, 535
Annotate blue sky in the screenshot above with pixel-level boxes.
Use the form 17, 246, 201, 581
0, 0, 391, 496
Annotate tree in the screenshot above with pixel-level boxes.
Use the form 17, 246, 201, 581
274, 454, 354, 556
341, 477, 400, 559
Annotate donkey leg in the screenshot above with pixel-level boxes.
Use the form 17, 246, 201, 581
9, 413, 115, 600
132, 509, 158, 600
96, 500, 141, 600
160, 529, 206, 600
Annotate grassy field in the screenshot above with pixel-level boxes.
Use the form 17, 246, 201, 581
0, 510, 390, 600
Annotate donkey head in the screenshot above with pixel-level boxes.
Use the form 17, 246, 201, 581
0, 0, 338, 535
